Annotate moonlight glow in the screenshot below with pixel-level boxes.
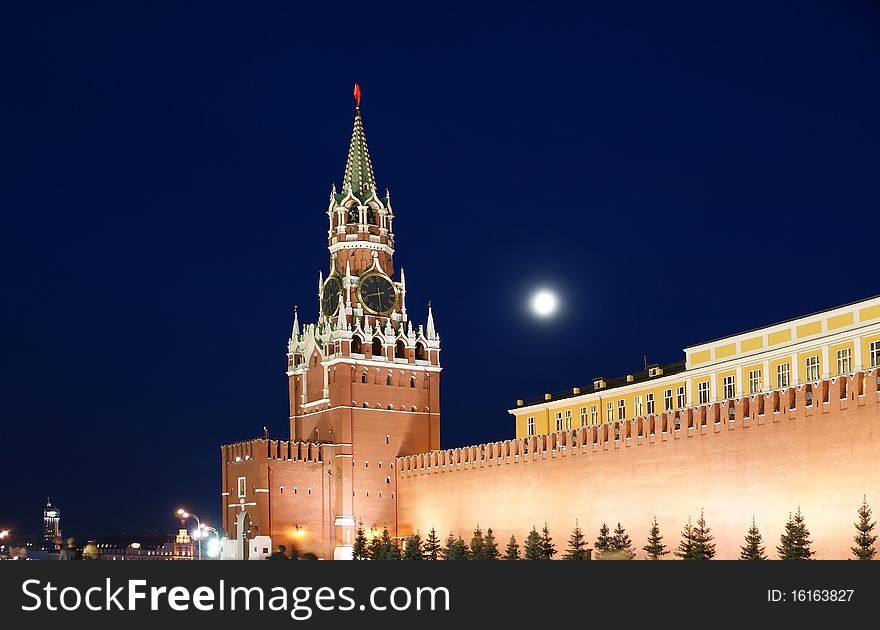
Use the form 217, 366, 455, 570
531, 290, 558, 317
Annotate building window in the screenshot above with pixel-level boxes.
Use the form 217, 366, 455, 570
698, 381, 710, 405
871, 341, 880, 368
663, 389, 673, 411
590, 405, 599, 425
722, 375, 736, 400
748, 369, 762, 395
676, 386, 686, 409
555, 411, 563, 432
237, 477, 246, 498
579, 407, 588, 427
527, 417, 535, 436
646, 393, 655, 415
805, 355, 820, 382
361, 372, 367, 384
633, 396, 643, 418
410, 376, 416, 388
564, 410, 572, 430
617, 399, 626, 421
606, 401, 614, 423
837, 348, 852, 375
386, 374, 393, 386
776, 363, 790, 388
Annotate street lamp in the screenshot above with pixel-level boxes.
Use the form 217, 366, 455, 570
199, 524, 220, 559
176, 509, 201, 560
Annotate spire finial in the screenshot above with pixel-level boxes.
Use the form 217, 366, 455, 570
426, 301, 436, 340
342, 84, 376, 195
292, 306, 300, 338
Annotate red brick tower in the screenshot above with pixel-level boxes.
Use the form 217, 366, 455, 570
285, 85, 441, 558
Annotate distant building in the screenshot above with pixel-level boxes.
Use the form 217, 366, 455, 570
42, 498, 60, 551
90, 530, 194, 560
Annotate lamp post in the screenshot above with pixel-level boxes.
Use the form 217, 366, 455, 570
176, 509, 201, 560
199, 524, 220, 559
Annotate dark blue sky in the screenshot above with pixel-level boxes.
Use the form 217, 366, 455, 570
2, 2, 877, 539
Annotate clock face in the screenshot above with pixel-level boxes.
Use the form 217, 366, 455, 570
358, 273, 397, 315
321, 277, 342, 316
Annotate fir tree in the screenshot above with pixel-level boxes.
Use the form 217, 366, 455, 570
851, 496, 877, 560
469, 526, 486, 560
440, 532, 456, 560
540, 523, 557, 559
563, 523, 589, 560
777, 508, 814, 560
441, 533, 469, 560
369, 527, 401, 560
504, 534, 520, 560
423, 527, 441, 560
402, 532, 423, 560
483, 528, 500, 560
524, 527, 544, 560
691, 510, 716, 560
674, 517, 695, 560
594, 523, 613, 559
612, 522, 635, 559
642, 516, 669, 560
352, 522, 369, 560
739, 518, 767, 560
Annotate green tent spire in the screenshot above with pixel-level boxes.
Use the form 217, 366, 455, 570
342, 83, 377, 195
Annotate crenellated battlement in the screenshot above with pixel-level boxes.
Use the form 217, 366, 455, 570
397, 370, 880, 476
221, 438, 325, 465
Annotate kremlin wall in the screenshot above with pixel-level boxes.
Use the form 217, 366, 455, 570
221, 90, 880, 559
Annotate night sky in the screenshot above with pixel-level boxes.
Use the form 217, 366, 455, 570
2, 2, 877, 539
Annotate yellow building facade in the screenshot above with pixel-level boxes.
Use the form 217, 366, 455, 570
510, 294, 880, 437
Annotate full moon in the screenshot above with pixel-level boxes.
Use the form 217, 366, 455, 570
531, 289, 558, 317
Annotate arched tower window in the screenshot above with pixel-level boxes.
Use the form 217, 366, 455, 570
386, 374, 393, 386
395, 340, 406, 359
361, 371, 368, 384
351, 336, 362, 354
415, 342, 426, 361
410, 376, 416, 388
372, 337, 383, 357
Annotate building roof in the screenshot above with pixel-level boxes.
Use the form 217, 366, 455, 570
518, 360, 687, 408
342, 106, 377, 195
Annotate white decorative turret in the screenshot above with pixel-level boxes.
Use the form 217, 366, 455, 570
399, 267, 407, 320
291, 305, 300, 339
336, 286, 348, 331
426, 301, 437, 341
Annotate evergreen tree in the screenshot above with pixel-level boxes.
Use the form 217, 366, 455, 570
402, 532, 423, 560
352, 522, 369, 560
504, 534, 520, 560
851, 496, 877, 560
440, 532, 456, 560
674, 517, 695, 560
777, 508, 814, 560
642, 516, 669, 560
612, 522, 635, 559
469, 526, 486, 560
563, 523, 589, 560
441, 533, 469, 560
540, 523, 557, 559
423, 527, 441, 560
369, 527, 401, 560
483, 528, 500, 560
739, 518, 767, 560
524, 527, 544, 560
691, 510, 716, 560
594, 523, 613, 559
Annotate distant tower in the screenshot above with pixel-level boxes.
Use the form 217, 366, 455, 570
43, 497, 61, 551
